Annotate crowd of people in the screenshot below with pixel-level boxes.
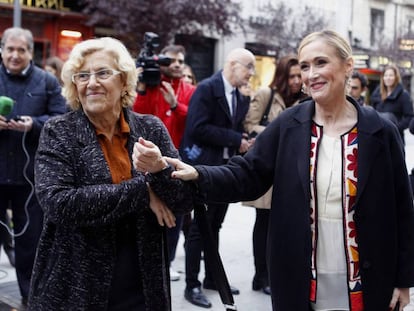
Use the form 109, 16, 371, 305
1, 25, 414, 311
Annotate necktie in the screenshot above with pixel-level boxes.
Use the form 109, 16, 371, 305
231, 89, 237, 122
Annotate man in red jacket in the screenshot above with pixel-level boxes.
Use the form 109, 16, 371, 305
133, 44, 195, 281
134, 45, 195, 148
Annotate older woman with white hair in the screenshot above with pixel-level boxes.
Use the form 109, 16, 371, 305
28, 37, 193, 310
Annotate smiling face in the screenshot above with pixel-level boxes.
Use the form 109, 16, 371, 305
74, 50, 125, 121
299, 39, 353, 105
1, 35, 32, 74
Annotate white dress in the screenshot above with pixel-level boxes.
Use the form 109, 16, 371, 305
311, 135, 350, 311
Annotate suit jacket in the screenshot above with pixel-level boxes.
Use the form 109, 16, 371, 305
29, 108, 193, 310
195, 98, 414, 310
180, 70, 249, 165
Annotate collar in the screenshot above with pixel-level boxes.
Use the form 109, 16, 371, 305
221, 72, 234, 95
5, 62, 32, 76
95, 109, 130, 137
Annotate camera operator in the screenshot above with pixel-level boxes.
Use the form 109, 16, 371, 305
133, 44, 195, 281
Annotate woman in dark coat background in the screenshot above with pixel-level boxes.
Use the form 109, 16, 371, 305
29, 37, 193, 310
159, 30, 414, 311
370, 64, 413, 144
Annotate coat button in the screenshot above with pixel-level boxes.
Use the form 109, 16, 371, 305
362, 261, 371, 269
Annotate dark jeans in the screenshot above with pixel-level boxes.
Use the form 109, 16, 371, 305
0, 184, 43, 299
253, 208, 270, 284
185, 202, 229, 289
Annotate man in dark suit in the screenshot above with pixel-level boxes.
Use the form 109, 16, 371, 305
180, 48, 256, 308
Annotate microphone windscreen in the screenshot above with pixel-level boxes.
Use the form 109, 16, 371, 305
0, 96, 14, 116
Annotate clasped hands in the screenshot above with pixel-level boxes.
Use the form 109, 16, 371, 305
132, 137, 198, 228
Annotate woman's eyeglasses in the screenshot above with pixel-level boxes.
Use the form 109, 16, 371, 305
72, 69, 121, 84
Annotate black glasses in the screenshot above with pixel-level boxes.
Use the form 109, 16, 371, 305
71, 69, 121, 84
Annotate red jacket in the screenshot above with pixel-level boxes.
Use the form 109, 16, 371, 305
133, 76, 195, 148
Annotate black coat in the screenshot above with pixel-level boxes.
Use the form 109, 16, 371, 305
180, 70, 249, 165
29, 109, 194, 310
370, 83, 413, 142
195, 98, 414, 310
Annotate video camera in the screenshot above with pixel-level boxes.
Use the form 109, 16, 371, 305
136, 32, 171, 87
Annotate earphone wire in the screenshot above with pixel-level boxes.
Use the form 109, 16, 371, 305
0, 123, 31, 237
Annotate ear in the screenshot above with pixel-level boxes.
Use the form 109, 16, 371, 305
345, 56, 354, 78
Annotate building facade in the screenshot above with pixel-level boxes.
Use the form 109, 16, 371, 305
0, 0, 93, 66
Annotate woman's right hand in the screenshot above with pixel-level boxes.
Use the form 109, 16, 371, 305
165, 157, 199, 181
133, 137, 168, 174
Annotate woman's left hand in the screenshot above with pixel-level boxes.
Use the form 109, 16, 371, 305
133, 137, 168, 173
389, 287, 410, 310
148, 184, 176, 228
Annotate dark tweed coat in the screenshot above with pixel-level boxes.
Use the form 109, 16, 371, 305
195, 98, 414, 311
28, 108, 193, 310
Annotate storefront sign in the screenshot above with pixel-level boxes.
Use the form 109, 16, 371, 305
0, 0, 69, 11
353, 54, 370, 69
399, 39, 414, 51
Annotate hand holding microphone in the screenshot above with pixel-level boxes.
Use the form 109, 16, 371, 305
0, 96, 32, 132
0, 96, 13, 130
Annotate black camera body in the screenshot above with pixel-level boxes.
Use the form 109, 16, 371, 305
136, 32, 171, 87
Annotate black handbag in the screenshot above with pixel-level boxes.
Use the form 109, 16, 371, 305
259, 88, 275, 126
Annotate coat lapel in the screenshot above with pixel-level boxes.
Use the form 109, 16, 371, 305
212, 71, 232, 123
73, 110, 113, 184
290, 101, 314, 201
354, 105, 384, 206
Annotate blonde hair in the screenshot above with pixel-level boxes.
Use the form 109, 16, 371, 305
61, 37, 137, 110
380, 64, 401, 101
298, 30, 353, 63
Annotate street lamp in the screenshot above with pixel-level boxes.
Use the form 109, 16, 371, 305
13, 0, 21, 27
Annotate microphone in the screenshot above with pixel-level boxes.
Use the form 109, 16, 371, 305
0, 96, 14, 116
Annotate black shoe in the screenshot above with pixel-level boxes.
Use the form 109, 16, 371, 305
184, 287, 212, 308
203, 282, 240, 295
252, 279, 271, 295
4, 248, 15, 267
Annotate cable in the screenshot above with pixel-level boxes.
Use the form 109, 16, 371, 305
0, 123, 31, 237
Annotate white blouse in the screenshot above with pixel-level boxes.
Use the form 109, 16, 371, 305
311, 135, 350, 311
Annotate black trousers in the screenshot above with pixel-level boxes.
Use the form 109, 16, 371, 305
0, 184, 43, 299
185, 201, 229, 289
253, 208, 270, 284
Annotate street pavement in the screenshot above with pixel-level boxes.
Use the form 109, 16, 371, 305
1, 130, 414, 310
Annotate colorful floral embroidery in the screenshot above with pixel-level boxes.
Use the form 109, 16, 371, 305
309, 123, 363, 310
